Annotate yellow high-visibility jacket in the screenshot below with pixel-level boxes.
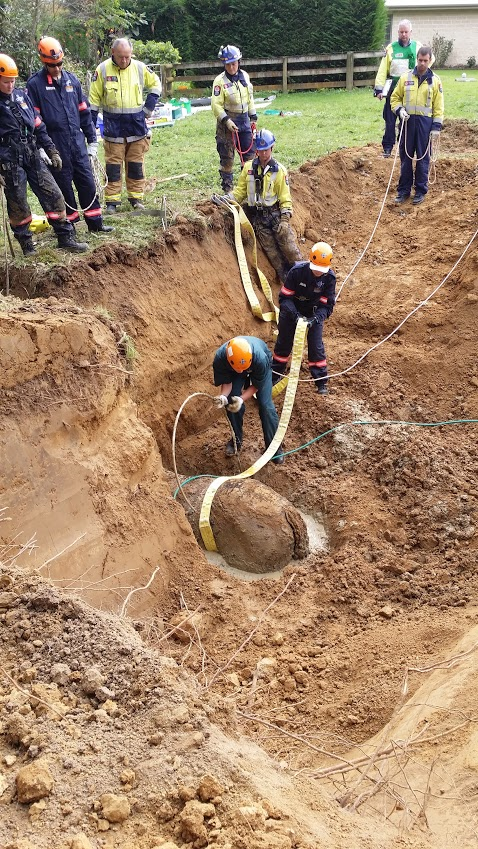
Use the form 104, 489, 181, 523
391, 69, 444, 128
233, 157, 293, 211
375, 40, 423, 90
89, 57, 161, 142
212, 69, 256, 122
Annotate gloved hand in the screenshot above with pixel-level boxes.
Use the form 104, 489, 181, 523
87, 142, 98, 157
143, 107, 153, 118
225, 118, 239, 132
276, 216, 290, 237
214, 394, 229, 409
250, 122, 256, 133
399, 107, 409, 122
226, 396, 244, 414
0, 174, 5, 188
429, 129, 440, 138
48, 149, 62, 169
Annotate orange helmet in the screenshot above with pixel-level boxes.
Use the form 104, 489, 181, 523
226, 337, 252, 372
0, 54, 18, 78
309, 241, 333, 273
38, 36, 64, 65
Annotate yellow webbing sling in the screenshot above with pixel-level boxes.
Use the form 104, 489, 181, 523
199, 319, 307, 551
217, 196, 279, 324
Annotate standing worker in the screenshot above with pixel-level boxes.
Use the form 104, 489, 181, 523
89, 37, 162, 213
390, 45, 443, 205
374, 19, 429, 158
0, 53, 87, 255
227, 129, 302, 282
27, 37, 113, 234
272, 242, 336, 396
212, 45, 257, 193
213, 336, 284, 464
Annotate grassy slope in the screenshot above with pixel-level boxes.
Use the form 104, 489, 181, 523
1, 70, 477, 260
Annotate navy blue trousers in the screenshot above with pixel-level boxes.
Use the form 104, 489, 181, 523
273, 300, 328, 385
226, 370, 279, 451
397, 115, 432, 196
3, 153, 72, 240
47, 131, 102, 227
381, 81, 399, 151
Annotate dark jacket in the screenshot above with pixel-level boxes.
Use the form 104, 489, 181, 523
26, 68, 96, 148
0, 88, 54, 164
213, 336, 273, 393
279, 262, 336, 319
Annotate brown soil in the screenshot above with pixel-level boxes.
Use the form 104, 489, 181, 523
1, 120, 477, 849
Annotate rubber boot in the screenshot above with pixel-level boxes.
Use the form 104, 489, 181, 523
57, 233, 88, 253
18, 236, 36, 257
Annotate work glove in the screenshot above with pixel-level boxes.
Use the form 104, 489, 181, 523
226, 396, 244, 414
250, 122, 257, 133
48, 149, 62, 169
225, 118, 239, 132
214, 394, 229, 409
0, 174, 5, 188
429, 129, 440, 139
276, 216, 290, 237
143, 107, 153, 118
87, 142, 98, 158
398, 107, 409, 122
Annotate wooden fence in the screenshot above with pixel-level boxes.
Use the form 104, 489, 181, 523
156, 51, 383, 99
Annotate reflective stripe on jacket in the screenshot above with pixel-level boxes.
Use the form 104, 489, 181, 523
233, 157, 293, 211
391, 69, 444, 127
212, 69, 255, 122
89, 58, 161, 142
27, 68, 96, 144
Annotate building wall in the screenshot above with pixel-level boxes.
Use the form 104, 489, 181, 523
390, 10, 477, 65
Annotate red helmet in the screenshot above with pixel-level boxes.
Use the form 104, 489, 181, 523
309, 242, 333, 272
38, 37, 64, 65
226, 337, 252, 372
0, 54, 18, 78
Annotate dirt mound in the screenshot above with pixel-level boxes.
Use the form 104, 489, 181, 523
1, 120, 478, 848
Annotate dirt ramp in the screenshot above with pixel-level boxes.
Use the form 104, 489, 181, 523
0, 300, 208, 617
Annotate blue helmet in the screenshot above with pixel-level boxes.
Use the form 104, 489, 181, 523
255, 129, 276, 151
218, 45, 242, 63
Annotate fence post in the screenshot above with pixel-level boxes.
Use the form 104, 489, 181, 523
282, 57, 288, 94
346, 52, 354, 90
162, 64, 174, 99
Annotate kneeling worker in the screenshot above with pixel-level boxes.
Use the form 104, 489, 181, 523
273, 242, 336, 395
213, 336, 284, 464
228, 129, 302, 282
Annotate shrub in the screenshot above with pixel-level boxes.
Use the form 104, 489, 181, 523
133, 40, 181, 66
466, 56, 476, 68
431, 33, 454, 67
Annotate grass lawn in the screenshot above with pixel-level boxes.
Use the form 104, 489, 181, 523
2, 69, 477, 262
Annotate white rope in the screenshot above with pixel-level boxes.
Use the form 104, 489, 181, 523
62, 155, 108, 214
172, 391, 238, 510
336, 121, 404, 301
284, 224, 478, 385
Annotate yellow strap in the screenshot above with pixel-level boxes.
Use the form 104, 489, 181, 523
222, 198, 279, 324
199, 319, 307, 551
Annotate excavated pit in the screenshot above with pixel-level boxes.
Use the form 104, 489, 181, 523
1, 121, 478, 849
